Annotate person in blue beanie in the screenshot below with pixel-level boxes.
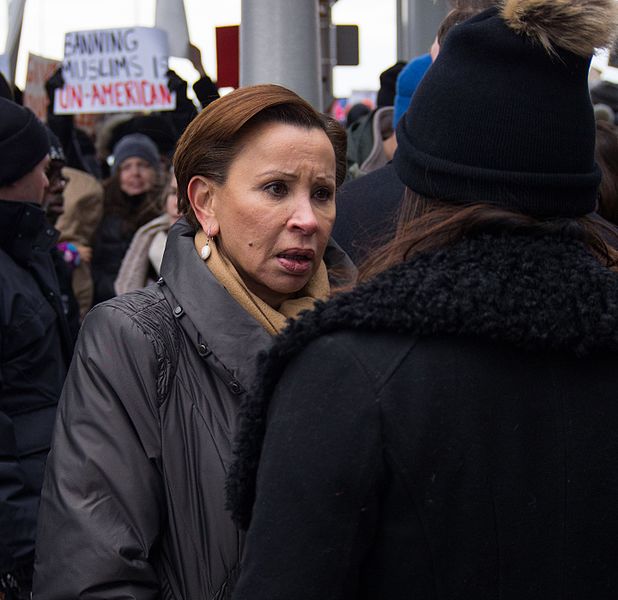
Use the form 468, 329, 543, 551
393, 53, 432, 128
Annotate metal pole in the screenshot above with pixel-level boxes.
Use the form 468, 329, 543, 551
241, 0, 323, 109
320, 0, 337, 111
396, 0, 449, 62
396, 0, 410, 62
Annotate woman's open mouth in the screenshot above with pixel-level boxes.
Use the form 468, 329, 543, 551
276, 249, 315, 274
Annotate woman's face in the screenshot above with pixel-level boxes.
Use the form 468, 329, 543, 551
192, 122, 336, 308
118, 157, 157, 196
165, 174, 181, 222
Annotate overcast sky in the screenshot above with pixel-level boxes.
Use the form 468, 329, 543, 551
4, 0, 397, 98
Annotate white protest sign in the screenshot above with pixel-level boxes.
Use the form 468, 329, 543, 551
1, 0, 27, 84
54, 27, 176, 115
155, 0, 190, 59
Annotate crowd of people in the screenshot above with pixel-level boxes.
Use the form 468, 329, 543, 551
2, 0, 618, 598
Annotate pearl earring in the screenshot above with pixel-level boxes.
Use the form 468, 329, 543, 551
201, 227, 213, 261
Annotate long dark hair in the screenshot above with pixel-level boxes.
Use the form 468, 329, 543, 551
103, 172, 164, 235
358, 188, 618, 283
595, 120, 618, 226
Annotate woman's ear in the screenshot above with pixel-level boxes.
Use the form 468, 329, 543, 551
187, 176, 220, 235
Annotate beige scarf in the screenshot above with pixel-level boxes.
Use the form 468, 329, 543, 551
195, 229, 330, 335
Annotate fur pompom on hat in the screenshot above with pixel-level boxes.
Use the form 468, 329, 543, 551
393, 0, 618, 217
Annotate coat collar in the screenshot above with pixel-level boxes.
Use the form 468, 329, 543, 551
0, 199, 58, 265
226, 232, 618, 529
160, 219, 357, 394
160, 218, 273, 394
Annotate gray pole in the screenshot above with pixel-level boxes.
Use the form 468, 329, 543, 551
241, 0, 323, 109
397, 0, 449, 62
320, 1, 337, 111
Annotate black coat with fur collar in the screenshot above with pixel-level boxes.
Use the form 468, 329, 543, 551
228, 232, 618, 600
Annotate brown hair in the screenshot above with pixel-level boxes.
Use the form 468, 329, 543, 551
595, 120, 618, 226
173, 84, 346, 230
358, 188, 618, 283
437, 6, 489, 45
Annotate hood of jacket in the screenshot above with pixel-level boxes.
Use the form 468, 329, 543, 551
226, 231, 618, 529
0, 199, 58, 265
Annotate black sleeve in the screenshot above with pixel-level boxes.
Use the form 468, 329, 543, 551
164, 69, 198, 137
91, 216, 127, 305
33, 304, 164, 600
0, 406, 39, 574
232, 335, 384, 600
192, 75, 220, 109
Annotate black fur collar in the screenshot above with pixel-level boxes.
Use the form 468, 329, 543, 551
226, 233, 618, 529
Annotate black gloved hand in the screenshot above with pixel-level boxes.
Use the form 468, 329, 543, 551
166, 69, 188, 97
45, 67, 65, 103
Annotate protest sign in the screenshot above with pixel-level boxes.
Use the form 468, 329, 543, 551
23, 53, 61, 121
0, 53, 9, 83
54, 27, 176, 115
155, 0, 190, 58
1, 0, 27, 83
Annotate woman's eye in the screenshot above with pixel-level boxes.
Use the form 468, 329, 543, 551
265, 182, 288, 197
314, 187, 333, 202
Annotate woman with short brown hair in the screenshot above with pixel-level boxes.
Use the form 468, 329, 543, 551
33, 84, 353, 599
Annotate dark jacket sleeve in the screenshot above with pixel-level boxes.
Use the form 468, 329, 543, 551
164, 69, 198, 137
33, 303, 165, 600
232, 335, 384, 600
0, 403, 39, 573
192, 75, 220, 109
91, 215, 129, 305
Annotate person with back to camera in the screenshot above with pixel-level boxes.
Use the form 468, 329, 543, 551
227, 1, 618, 599
32, 83, 353, 599
333, 0, 496, 265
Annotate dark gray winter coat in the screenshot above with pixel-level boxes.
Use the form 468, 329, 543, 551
33, 218, 354, 600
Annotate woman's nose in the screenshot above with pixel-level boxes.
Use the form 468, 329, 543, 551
287, 195, 319, 235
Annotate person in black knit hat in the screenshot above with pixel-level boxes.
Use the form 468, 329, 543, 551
228, 2, 618, 599
334, 2, 495, 264
0, 98, 73, 599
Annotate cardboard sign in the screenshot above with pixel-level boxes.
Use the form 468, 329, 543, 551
54, 27, 176, 115
23, 53, 61, 121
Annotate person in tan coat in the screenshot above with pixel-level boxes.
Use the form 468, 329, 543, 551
55, 167, 104, 320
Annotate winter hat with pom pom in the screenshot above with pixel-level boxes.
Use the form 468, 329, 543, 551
393, 0, 618, 217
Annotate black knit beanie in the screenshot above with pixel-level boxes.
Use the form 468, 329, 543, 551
0, 97, 50, 187
377, 61, 406, 108
393, 0, 618, 217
